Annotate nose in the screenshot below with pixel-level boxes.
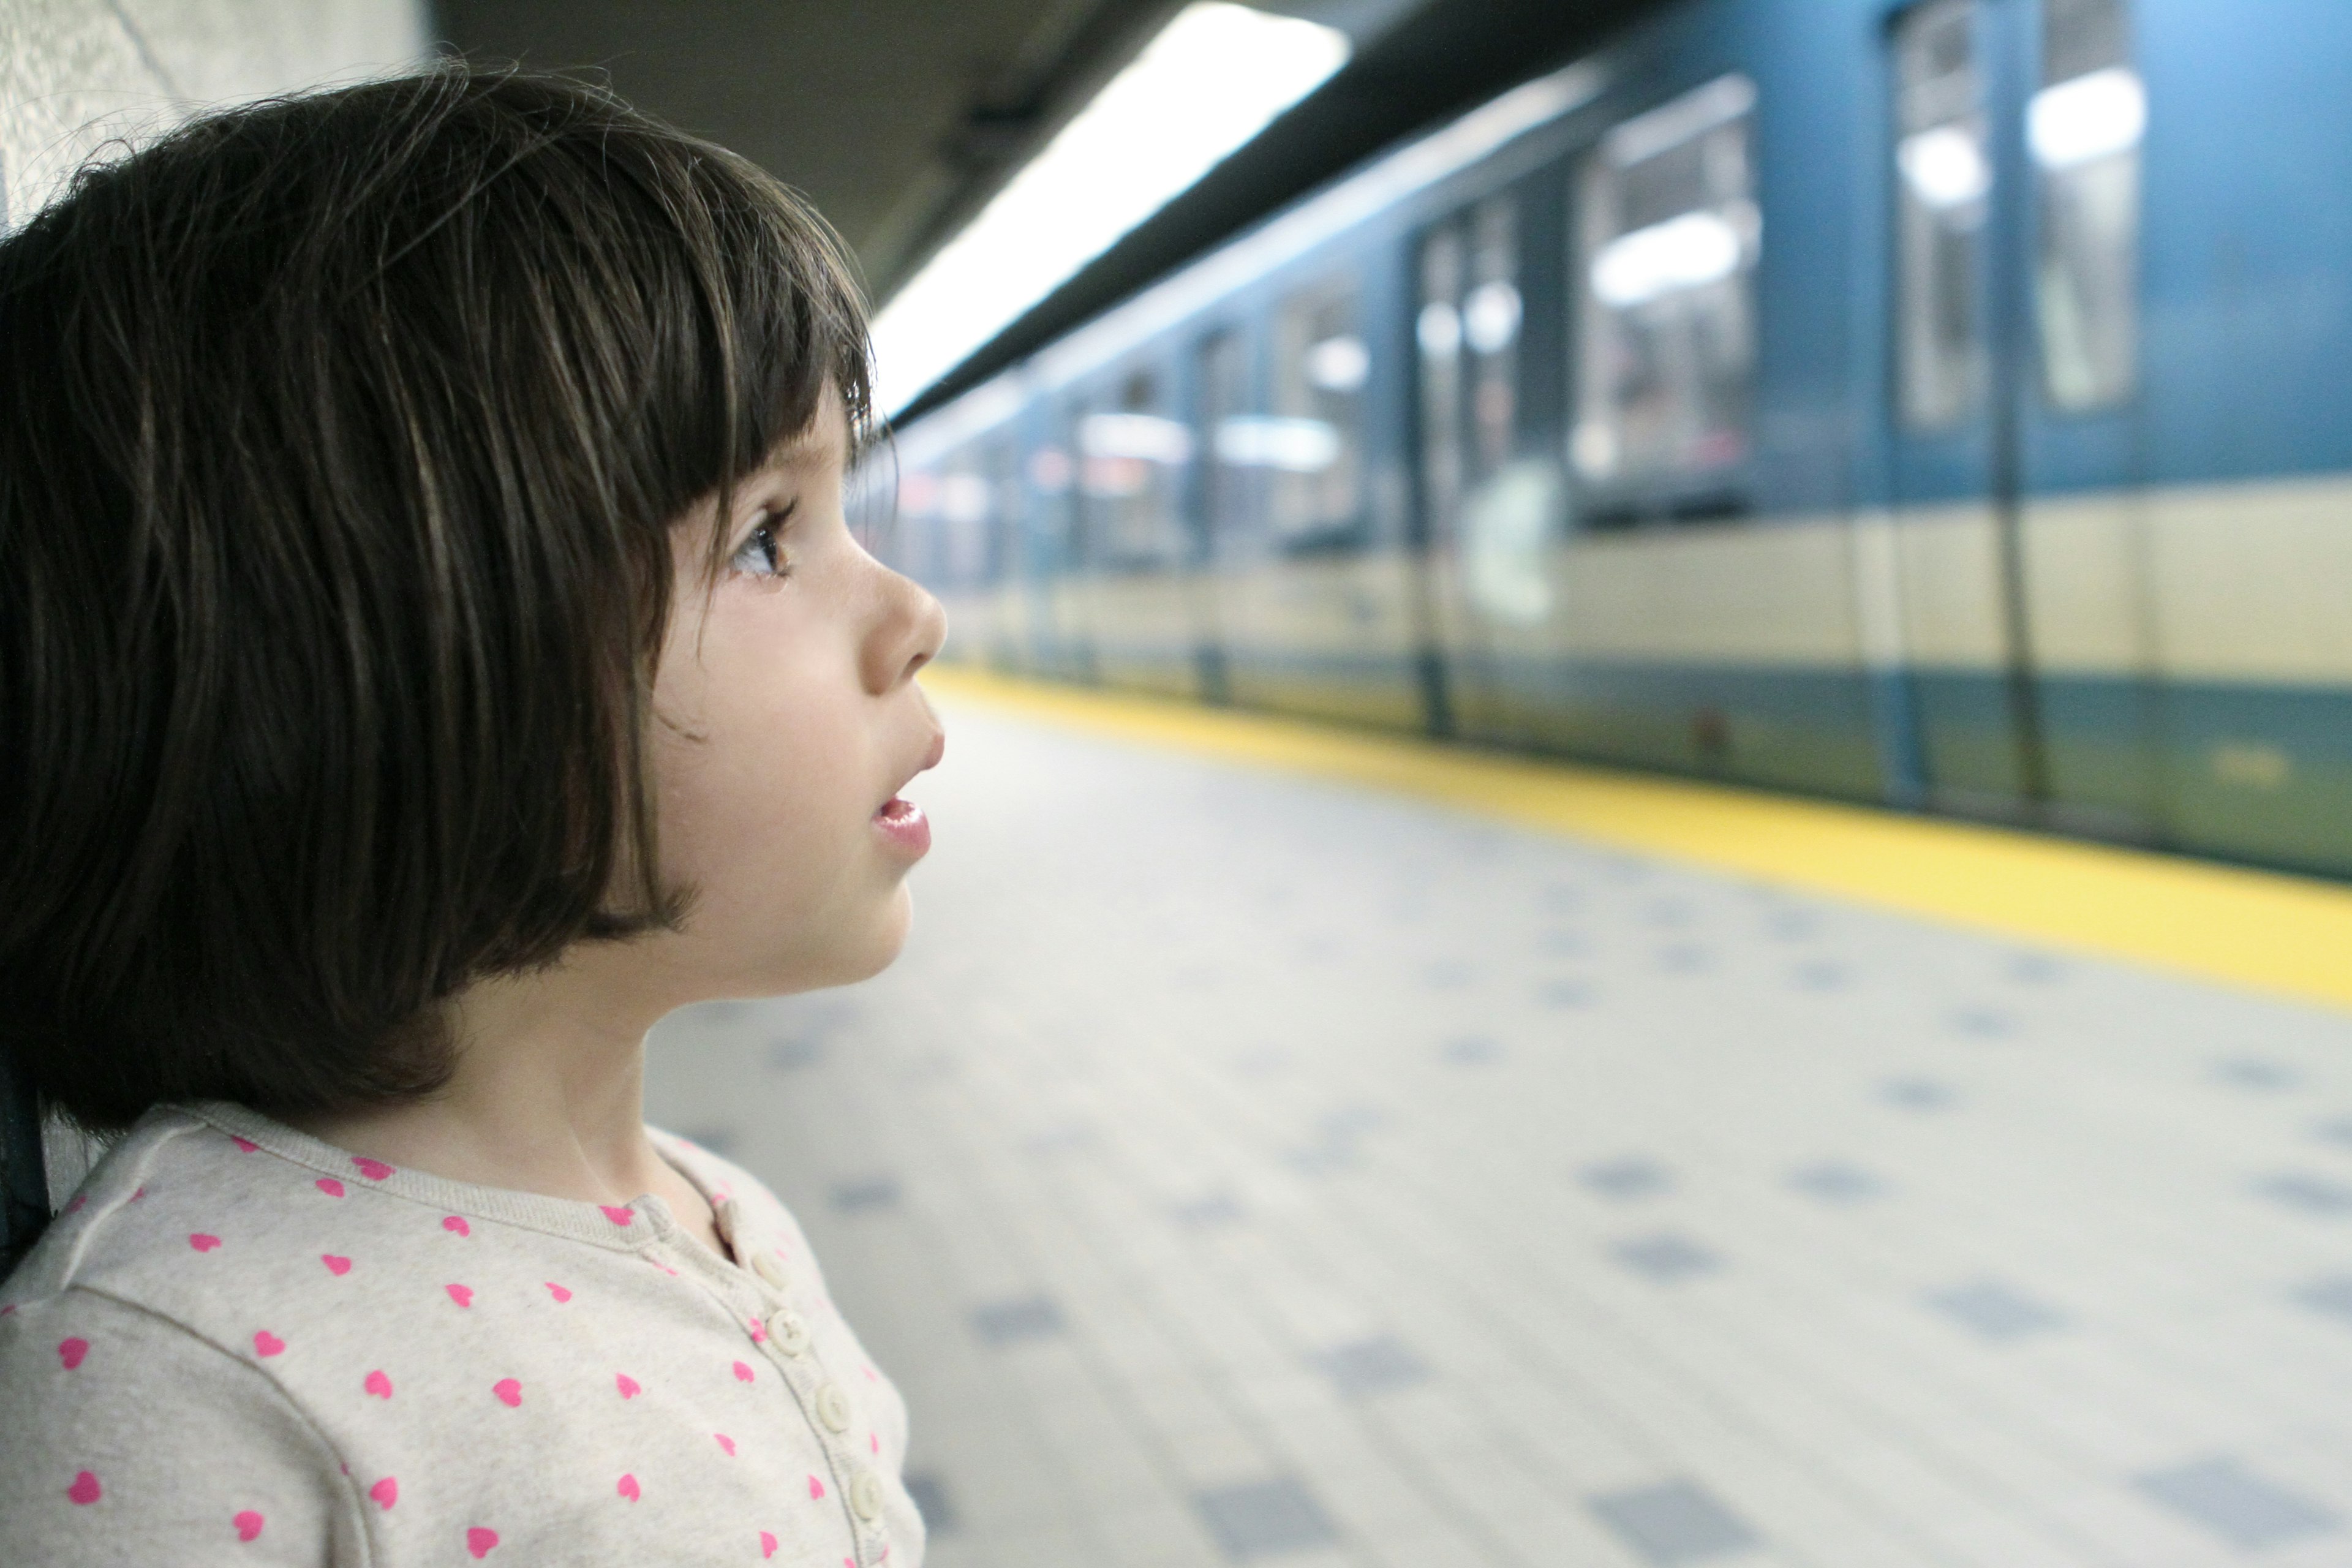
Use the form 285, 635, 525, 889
864, 566, 948, 695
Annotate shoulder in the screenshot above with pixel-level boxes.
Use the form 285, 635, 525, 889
1, 1103, 358, 1321
0, 1286, 356, 1562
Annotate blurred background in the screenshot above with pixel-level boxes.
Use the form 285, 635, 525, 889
10, 2, 2352, 1565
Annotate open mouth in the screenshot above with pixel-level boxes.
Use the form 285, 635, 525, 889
872, 795, 929, 854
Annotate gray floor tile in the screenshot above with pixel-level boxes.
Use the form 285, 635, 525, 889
1442, 1034, 1502, 1065
905, 1472, 956, 1536
1589, 1479, 1762, 1564
2253, 1172, 2352, 1215
1786, 1161, 1887, 1204
1880, 1077, 1958, 1112
2293, 1276, 2352, 1324
1173, 1191, 1246, 1228
1313, 1334, 1432, 1398
1613, 1232, 1724, 1283
1924, 1279, 2068, 1341
831, 1175, 902, 1213
1580, 1156, 1673, 1200
2313, 1116, 2352, 1149
1193, 1477, 1340, 1561
2134, 1457, 2341, 1550
969, 1295, 1066, 1348
2215, 1056, 2300, 1090
767, 1036, 824, 1071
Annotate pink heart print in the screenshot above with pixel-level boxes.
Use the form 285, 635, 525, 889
442, 1215, 470, 1237
600, 1205, 634, 1227
714, 1433, 736, 1457
189, 1233, 222, 1252
253, 1330, 285, 1357
352, 1156, 395, 1180
808, 1474, 825, 1500
322, 1254, 352, 1276
545, 1282, 571, 1303
234, 1510, 265, 1542
230, 1136, 260, 1153
760, 1531, 778, 1559
316, 1178, 345, 1198
734, 1360, 755, 1383
446, 1284, 474, 1308
67, 1471, 100, 1505
614, 1373, 640, 1399
748, 1316, 767, 1344
364, 1370, 393, 1399
616, 1474, 640, 1502
369, 1477, 398, 1509
57, 1337, 88, 1370
493, 1378, 522, 1408
467, 1526, 498, 1558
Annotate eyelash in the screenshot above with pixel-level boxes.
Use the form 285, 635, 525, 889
728, 511, 791, 581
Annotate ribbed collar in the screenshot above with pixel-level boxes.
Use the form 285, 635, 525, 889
170, 1100, 706, 1253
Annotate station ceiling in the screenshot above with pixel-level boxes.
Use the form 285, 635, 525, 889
432, 0, 1647, 408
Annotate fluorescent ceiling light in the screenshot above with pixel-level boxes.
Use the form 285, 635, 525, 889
870, 2, 1349, 416
2028, 66, 2146, 170
1590, 206, 1752, 309
1898, 124, 1992, 211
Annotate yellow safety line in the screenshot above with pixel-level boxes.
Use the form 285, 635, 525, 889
922, 665, 2352, 1012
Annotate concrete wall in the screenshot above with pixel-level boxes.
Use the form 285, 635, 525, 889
0, 0, 429, 225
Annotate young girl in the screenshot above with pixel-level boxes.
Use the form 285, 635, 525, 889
0, 66, 946, 1564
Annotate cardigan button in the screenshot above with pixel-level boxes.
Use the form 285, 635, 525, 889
849, 1469, 884, 1521
767, 1309, 810, 1356
816, 1381, 852, 1433
752, 1252, 788, 1291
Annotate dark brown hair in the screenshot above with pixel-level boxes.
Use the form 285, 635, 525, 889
0, 65, 871, 1131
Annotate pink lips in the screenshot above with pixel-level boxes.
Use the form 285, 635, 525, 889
873, 796, 929, 855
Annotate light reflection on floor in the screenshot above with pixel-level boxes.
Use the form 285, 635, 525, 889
647, 697, 2352, 1568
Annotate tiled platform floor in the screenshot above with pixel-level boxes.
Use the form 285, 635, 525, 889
644, 696, 2352, 1568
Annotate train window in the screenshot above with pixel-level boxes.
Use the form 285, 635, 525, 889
1267, 277, 1366, 550
1078, 369, 1191, 573
1196, 327, 1258, 558
1419, 194, 1523, 536
1893, 0, 1989, 430
1570, 74, 1760, 491
2032, 0, 2140, 410
937, 446, 1000, 587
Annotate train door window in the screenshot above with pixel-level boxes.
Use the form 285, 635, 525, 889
1894, 0, 1990, 430
1420, 194, 1523, 518
1196, 326, 1257, 557
1268, 277, 1366, 550
2031, 0, 2140, 410
1419, 225, 1467, 540
938, 445, 998, 588
1078, 369, 1191, 571
1570, 74, 1760, 492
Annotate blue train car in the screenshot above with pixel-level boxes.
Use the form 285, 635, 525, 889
886, 0, 2352, 880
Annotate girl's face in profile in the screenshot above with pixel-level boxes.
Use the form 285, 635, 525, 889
649, 390, 948, 1001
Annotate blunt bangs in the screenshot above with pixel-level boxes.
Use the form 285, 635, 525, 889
0, 66, 872, 1131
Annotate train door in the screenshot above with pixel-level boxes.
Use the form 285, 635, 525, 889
1416, 192, 1529, 743
1882, 0, 2155, 831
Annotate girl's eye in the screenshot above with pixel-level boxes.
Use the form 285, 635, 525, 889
729, 518, 788, 579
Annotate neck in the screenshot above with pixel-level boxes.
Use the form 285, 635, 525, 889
277, 952, 680, 1209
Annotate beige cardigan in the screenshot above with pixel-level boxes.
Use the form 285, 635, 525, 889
0, 1101, 922, 1566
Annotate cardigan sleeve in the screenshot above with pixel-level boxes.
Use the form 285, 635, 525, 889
0, 1286, 364, 1566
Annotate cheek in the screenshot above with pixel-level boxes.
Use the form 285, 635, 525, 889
654, 669, 867, 907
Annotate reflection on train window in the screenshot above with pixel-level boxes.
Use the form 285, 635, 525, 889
1195, 326, 1257, 560
1572, 73, 1760, 491
2034, 0, 2139, 410
1267, 277, 1366, 551
1894, 0, 1989, 431
1078, 369, 1191, 573
1419, 194, 1522, 538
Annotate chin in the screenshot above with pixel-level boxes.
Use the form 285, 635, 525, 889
771, 885, 914, 995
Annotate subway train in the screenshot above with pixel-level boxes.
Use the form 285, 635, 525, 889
881, 0, 2352, 880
